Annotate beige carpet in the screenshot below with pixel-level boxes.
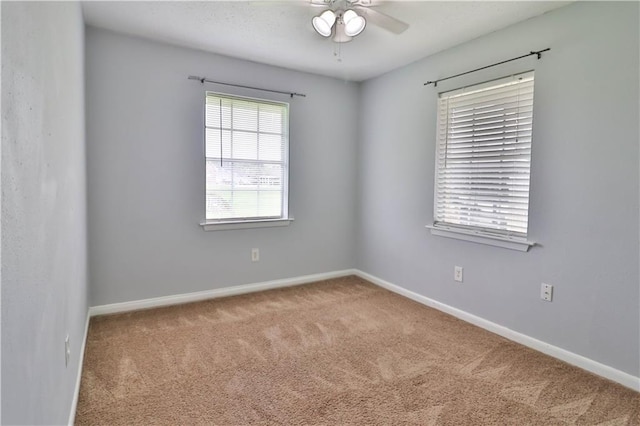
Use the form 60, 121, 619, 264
76, 276, 639, 425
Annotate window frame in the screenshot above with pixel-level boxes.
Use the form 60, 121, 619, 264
428, 72, 536, 251
200, 92, 293, 231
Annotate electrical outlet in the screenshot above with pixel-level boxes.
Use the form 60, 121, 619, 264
251, 248, 259, 262
454, 266, 463, 282
541, 283, 553, 302
65, 335, 70, 367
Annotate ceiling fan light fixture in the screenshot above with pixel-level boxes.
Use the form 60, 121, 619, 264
332, 21, 353, 43
343, 9, 366, 37
312, 10, 336, 37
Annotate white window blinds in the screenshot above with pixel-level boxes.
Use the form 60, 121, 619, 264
205, 93, 289, 221
434, 71, 534, 237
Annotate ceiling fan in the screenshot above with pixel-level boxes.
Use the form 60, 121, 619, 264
310, 0, 409, 43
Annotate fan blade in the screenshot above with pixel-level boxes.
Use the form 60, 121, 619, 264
350, 0, 374, 6
249, 0, 327, 6
355, 6, 409, 34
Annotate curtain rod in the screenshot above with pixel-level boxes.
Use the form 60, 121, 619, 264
423, 48, 550, 87
188, 76, 306, 98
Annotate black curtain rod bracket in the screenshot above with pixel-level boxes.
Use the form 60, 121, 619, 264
424, 48, 550, 87
188, 75, 306, 98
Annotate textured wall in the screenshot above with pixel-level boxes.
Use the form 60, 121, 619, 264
1, 2, 88, 424
86, 28, 359, 306
356, 1, 639, 376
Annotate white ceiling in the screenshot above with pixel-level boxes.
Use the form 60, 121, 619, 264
82, 1, 572, 82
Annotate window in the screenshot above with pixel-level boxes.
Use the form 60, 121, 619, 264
202, 93, 290, 230
431, 72, 535, 250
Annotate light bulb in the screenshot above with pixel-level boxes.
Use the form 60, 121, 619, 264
312, 10, 336, 37
343, 10, 366, 37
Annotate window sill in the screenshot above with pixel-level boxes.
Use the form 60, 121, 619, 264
426, 224, 535, 252
200, 218, 294, 232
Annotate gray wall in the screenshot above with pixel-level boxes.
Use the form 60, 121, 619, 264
86, 28, 359, 306
1, 2, 88, 424
356, 1, 639, 376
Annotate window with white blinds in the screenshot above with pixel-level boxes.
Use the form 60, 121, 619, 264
434, 71, 534, 238
205, 93, 289, 222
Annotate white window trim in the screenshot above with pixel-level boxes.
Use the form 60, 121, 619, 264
426, 223, 534, 252
200, 217, 294, 232
431, 71, 535, 248
202, 92, 291, 228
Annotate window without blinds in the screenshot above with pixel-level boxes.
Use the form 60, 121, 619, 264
205, 93, 289, 221
434, 71, 534, 237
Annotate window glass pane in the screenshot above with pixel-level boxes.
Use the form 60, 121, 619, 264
259, 134, 283, 161
232, 100, 258, 131
205, 98, 231, 129
258, 191, 282, 217
259, 105, 284, 134
233, 131, 258, 160
205, 128, 231, 158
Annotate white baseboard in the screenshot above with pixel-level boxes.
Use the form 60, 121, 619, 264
89, 269, 356, 317
353, 269, 640, 392
68, 311, 90, 426
85, 268, 639, 392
